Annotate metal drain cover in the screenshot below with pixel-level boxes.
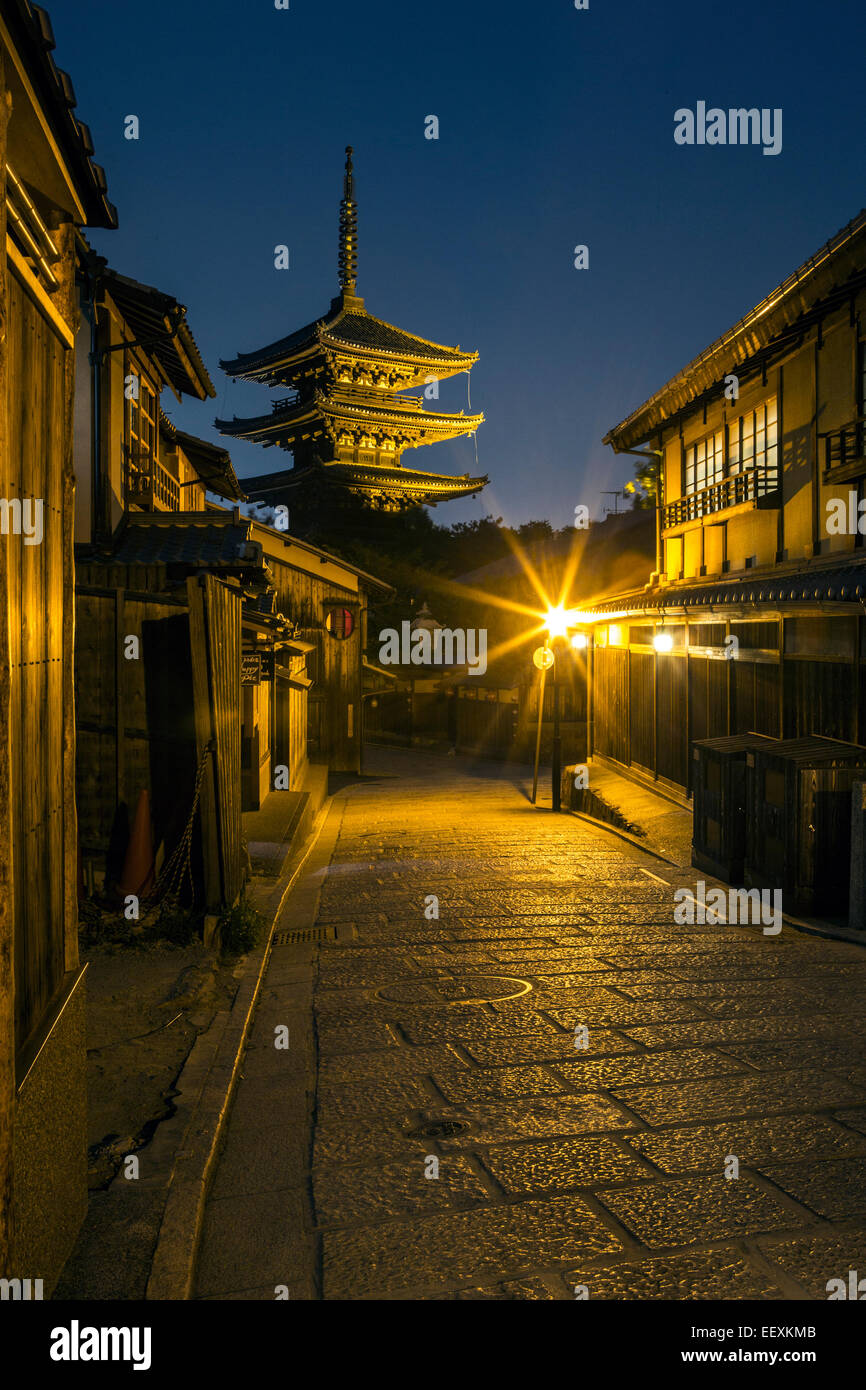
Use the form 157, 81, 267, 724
405, 1119, 469, 1140
375, 974, 531, 1005
272, 925, 338, 946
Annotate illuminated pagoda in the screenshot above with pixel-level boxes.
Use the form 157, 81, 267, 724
217, 148, 488, 513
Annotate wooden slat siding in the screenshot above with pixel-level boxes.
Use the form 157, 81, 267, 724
730, 661, 754, 736
688, 656, 710, 746
74, 566, 193, 871
8, 266, 67, 1051
601, 646, 629, 764
186, 574, 243, 910
206, 575, 242, 905
50, 219, 78, 974
74, 591, 118, 858
0, 60, 11, 1268
266, 556, 366, 773
783, 659, 857, 743
753, 663, 781, 738
114, 589, 125, 814
656, 654, 688, 788
629, 650, 654, 771
187, 576, 221, 910
282, 653, 308, 790
123, 598, 153, 809
708, 656, 728, 740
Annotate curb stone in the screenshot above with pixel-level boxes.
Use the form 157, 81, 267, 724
144, 795, 333, 1300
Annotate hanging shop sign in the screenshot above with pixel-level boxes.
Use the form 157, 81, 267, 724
241, 652, 262, 685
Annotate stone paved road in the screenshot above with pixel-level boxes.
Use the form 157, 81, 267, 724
195, 746, 866, 1301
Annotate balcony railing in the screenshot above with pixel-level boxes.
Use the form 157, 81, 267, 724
663, 464, 779, 530
821, 416, 866, 476
125, 450, 180, 511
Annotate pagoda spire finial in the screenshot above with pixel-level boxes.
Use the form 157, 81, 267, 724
338, 145, 358, 295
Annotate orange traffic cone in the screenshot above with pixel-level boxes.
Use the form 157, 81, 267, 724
119, 789, 155, 898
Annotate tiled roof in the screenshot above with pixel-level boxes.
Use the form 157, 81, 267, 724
221, 298, 476, 378
590, 559, 866, 614
605, 209, 866, 451
241, 460, 488, 501
159, 416, 246, 501
108, 517, 262, 569
104, 269, 215, 400
323, 311, 473, 361
8, 2, 117, 228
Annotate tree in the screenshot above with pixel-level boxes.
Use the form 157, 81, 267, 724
624, 458, 658, 510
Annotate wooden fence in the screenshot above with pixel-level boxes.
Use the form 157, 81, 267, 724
187, 574, 243, 911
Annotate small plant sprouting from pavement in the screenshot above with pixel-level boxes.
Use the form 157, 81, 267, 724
218, 895, 265, 957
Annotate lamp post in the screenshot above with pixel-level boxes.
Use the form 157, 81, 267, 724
543, 606, 572, 813
551, 648, 561, 812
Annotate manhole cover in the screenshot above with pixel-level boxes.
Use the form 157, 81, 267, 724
405, 1119, 469, 1140
375, 975, 531, 1005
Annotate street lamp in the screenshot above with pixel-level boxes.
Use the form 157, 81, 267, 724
543, 605, 578, 812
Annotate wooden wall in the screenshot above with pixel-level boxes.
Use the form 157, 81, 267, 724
592, 615, 864, 793
188, 575, 243, 910
75, 566, 243, 910
267, 560, 366, 773
656, 655, 688, 787
75, 565, 190, 878
593, 645, 629, 765
5, 265, 69, 1055
629, 651, 654, 771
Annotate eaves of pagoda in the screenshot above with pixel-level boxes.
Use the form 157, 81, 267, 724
220, 301, 479, 391
215, 393, 484, 447
240, 459, 489, 506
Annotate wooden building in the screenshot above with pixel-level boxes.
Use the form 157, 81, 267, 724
0, 0, 116, 1289
218, 147, 488, 515
72, 257, 259, 911
585, 211, 866, 805
72, 241, 391, 912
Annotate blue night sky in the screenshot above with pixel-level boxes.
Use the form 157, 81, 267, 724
50, 0, 866, 529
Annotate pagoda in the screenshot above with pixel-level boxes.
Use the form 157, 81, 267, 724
217, 148, 488, 512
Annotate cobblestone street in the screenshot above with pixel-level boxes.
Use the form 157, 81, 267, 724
196, 746, 866, 1301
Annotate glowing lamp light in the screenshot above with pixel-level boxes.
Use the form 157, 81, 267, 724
544, 604, 570, 640
653, 631, 674, 653
608, 625, 622, 647
571, 631, 588, 650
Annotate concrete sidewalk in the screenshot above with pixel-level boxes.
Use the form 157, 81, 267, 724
194, 744, 866, 1301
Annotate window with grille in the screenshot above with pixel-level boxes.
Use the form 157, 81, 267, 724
126, 366, 160, 494
683, 397, 778, 496
685, 429, 724, 495
729, 397, 778, 481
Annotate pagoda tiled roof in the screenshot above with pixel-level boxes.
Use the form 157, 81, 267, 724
216, 392, 483, 443
322, 310, 476, 362
220, 296, 478, 380
241, 459, 488, 503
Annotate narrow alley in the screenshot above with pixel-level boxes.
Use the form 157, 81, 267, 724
194, 747, 866, 1301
